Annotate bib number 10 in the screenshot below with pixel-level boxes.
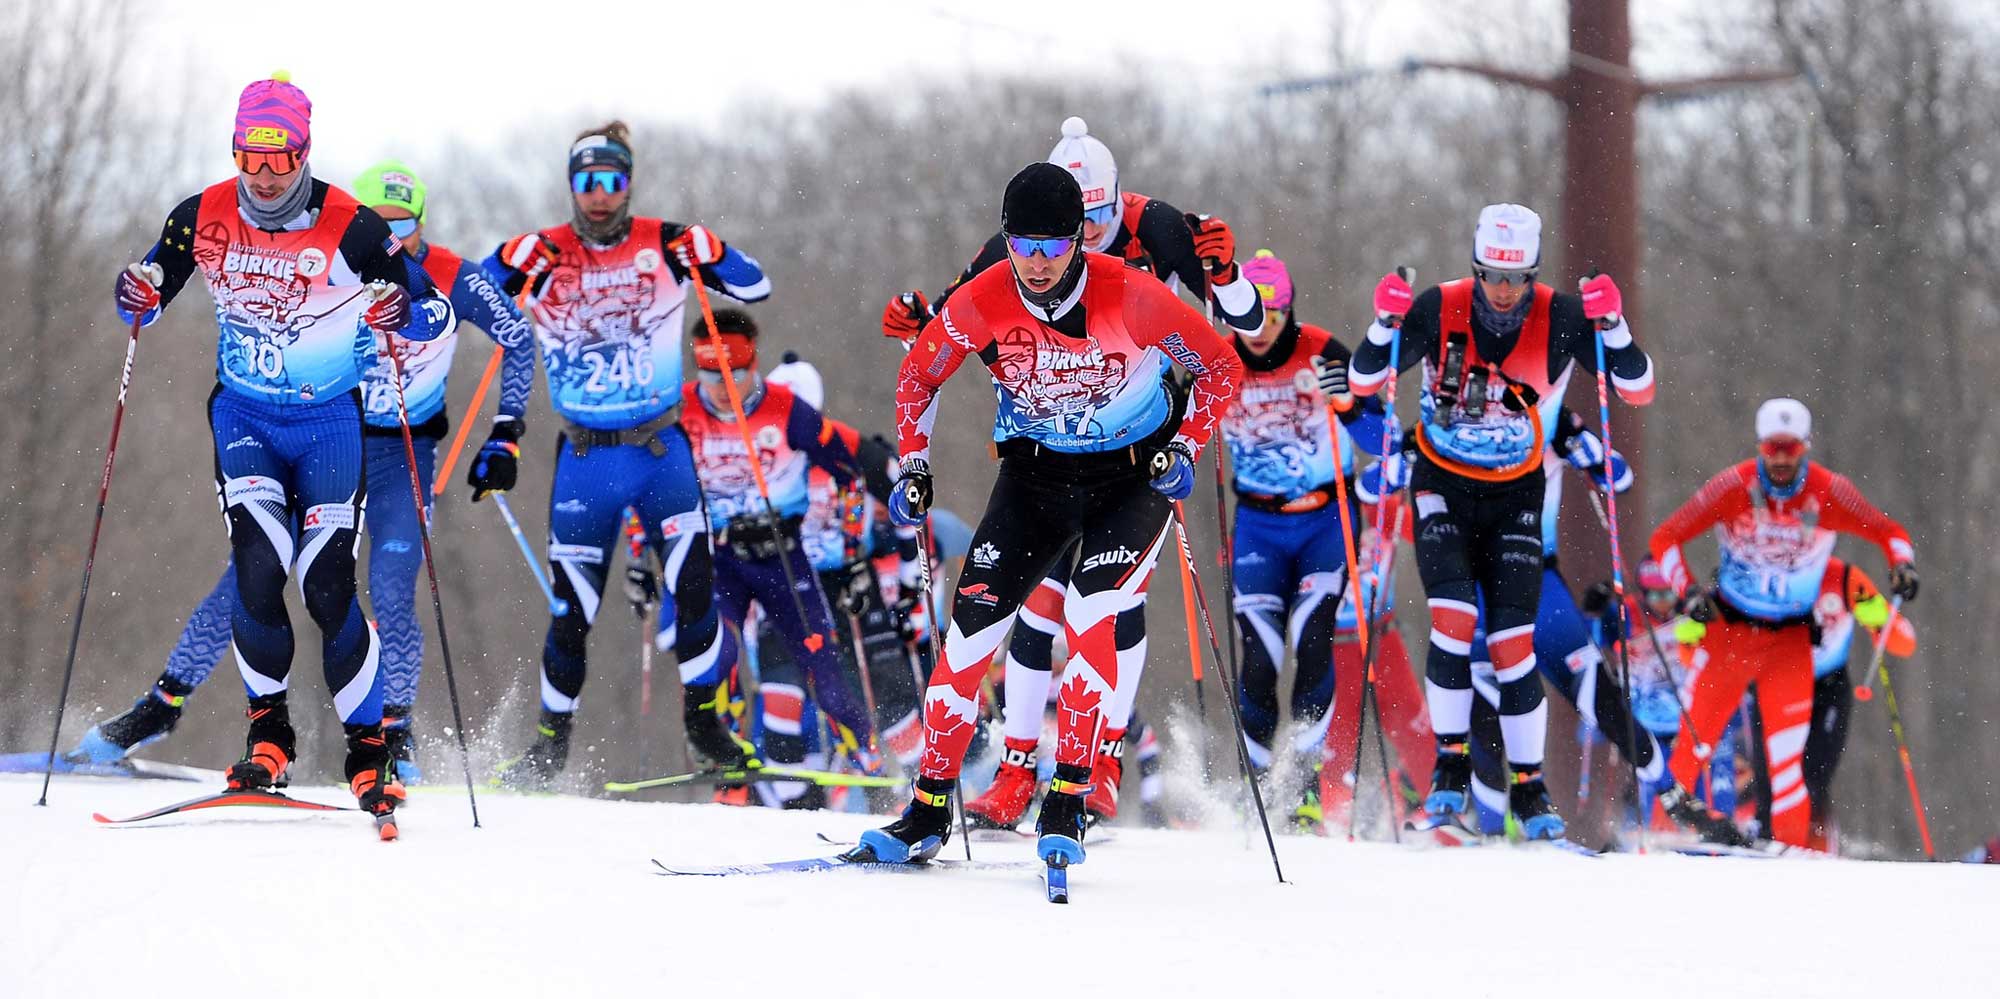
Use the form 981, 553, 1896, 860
582, 345, 656, 394
236, 333, 286, 380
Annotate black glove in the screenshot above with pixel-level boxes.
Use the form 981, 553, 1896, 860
1680, 587, 1720, 624
624, 563, 659, 619
467, 417, 523, 501
835, 559, 875, 617
1888, 561, 1919, 602
1580, 580, 1617, 617
892, 587, 921, 644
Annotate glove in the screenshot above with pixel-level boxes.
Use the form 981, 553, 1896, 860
467, 417, 523, 501
668, 224, 726, 269
1186, 214, 1238, 281
1580, 580, 1629, 637
624, 563, 659, 619
892, 588, 921, 644
1148, 441, 1196, 501
1679, 587, 1719, 624
1374, 271, 1413, 326
881, 291, 928, 341
1888, 561, 1919, 602
1315, 357, 1352, 409
499, 234, 561, 297
834, 559, 875, 617
114, 262, 164, 326
362, 282, 412, 333
889, 458, 933, 526
1580, 272, 1624, 328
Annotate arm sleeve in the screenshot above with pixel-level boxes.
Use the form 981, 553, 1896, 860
929, 233, 1008, 314
1818, 472, 1916, 567
145, 195, 205, 310
1126, 280, 1243, 459
451, 262, 537, 422
1349, 286, 1440, 396
894, 303, 982, 464
341, 207, 452, 342
1647, 466, 1748, 594
788, 400, 859, 486
1317, 336, 1388, 455
1554, 294, 1654, 405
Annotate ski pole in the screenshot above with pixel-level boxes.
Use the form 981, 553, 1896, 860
1578, 483, 1708, 758
1166, 497, 1285, 883
1585, 271, 1644, 853
686, 266, 832, 660
1344, 265, 1412, 840
1869, 624, 1936, 860
38, 314, 144, 806
904, 513, 972, 859
1349, 501, 1408, 844
491, 492, 568, 616
1201, 291, 1240, 724
432, 347, 504, 498
382, 317, 481, 829
1173, 531, 1209, 717
1853, 595, 1905, 703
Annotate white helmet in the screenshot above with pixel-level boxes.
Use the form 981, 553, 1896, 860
1048, 116, 1118, 214
768, 352, 824, 410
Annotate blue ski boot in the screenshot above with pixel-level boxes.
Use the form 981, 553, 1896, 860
382, 706, 422, 785
855, 777, 954, 864
1035, 765, 1091, 866
70, 679, 190, 764
1510, 770, 1567, 841
1424, 741, 1472, 818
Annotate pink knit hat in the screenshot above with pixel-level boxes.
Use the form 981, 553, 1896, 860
1241, 249, 1292, 311
233, 72, 311, 155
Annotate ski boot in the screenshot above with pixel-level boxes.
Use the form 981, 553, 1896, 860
70, 678, 190, 764
1659, 783, 1752, 847
1423, 740, 1471, 818
1035, 765, 1091, 866
494, 709, 572, 790
682, 684, 760, 771
855, 777, 955, 863
1292, 758, 1326, 833
382, 706, 421, 785
1084, 729, 1124, 827
963, 737, 1039, 829
1509, 770, 1567, 841
346, 722, 407, 841
226, 693, 295, 791
778, 783, 828, 811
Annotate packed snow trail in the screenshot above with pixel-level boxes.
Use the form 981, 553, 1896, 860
3, 772, 1991, 998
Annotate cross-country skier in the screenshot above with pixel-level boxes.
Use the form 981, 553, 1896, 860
485, 121, 770, 786
110, 74, 451, 827
887, 117, 1261, 829
677, 312, 875, 783
75, 159, 535, 786
856, 163, 1242, 865
1649, 398, 1918, 848
1207, 249, 1388, 823
1800, 556, 1916, 850
1349, 203, 1654, 840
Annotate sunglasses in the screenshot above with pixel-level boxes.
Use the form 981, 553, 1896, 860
1473, 264, 1538, 288
233, 147, 304, 177
1084, 204, 1117, 226
571, 171, 630, 195
385, 217, 420, 239
1004, 233, 1079, 259
1758, 437, 1807, 459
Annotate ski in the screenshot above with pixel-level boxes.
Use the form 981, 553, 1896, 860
1666, 840, 1833, 860
92, 789, 356, 825
650, 855, 1038, 877
605, 764, 905, 794
0, 751, 204, 782
1044, 857, 1070, 903
374, 812, 400, 842
815, 828, 1113, 848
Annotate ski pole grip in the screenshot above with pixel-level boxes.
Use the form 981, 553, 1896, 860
1394, 264, 1416, 285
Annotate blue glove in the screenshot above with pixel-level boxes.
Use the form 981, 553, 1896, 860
1148, 442, 1196, 501
889, 458, 933, 527
1357, 452, 1409, 503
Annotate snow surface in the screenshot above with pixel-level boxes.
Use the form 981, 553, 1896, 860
4, 771, 1993, 999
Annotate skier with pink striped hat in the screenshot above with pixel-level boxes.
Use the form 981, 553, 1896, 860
110, 72, 452, 838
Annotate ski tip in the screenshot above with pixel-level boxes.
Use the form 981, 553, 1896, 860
90, 812, 114, 824
375, 816, 400, 841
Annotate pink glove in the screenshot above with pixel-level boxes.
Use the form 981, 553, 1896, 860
1373, 271, 1413, 325
1580, 273, 1623, 326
